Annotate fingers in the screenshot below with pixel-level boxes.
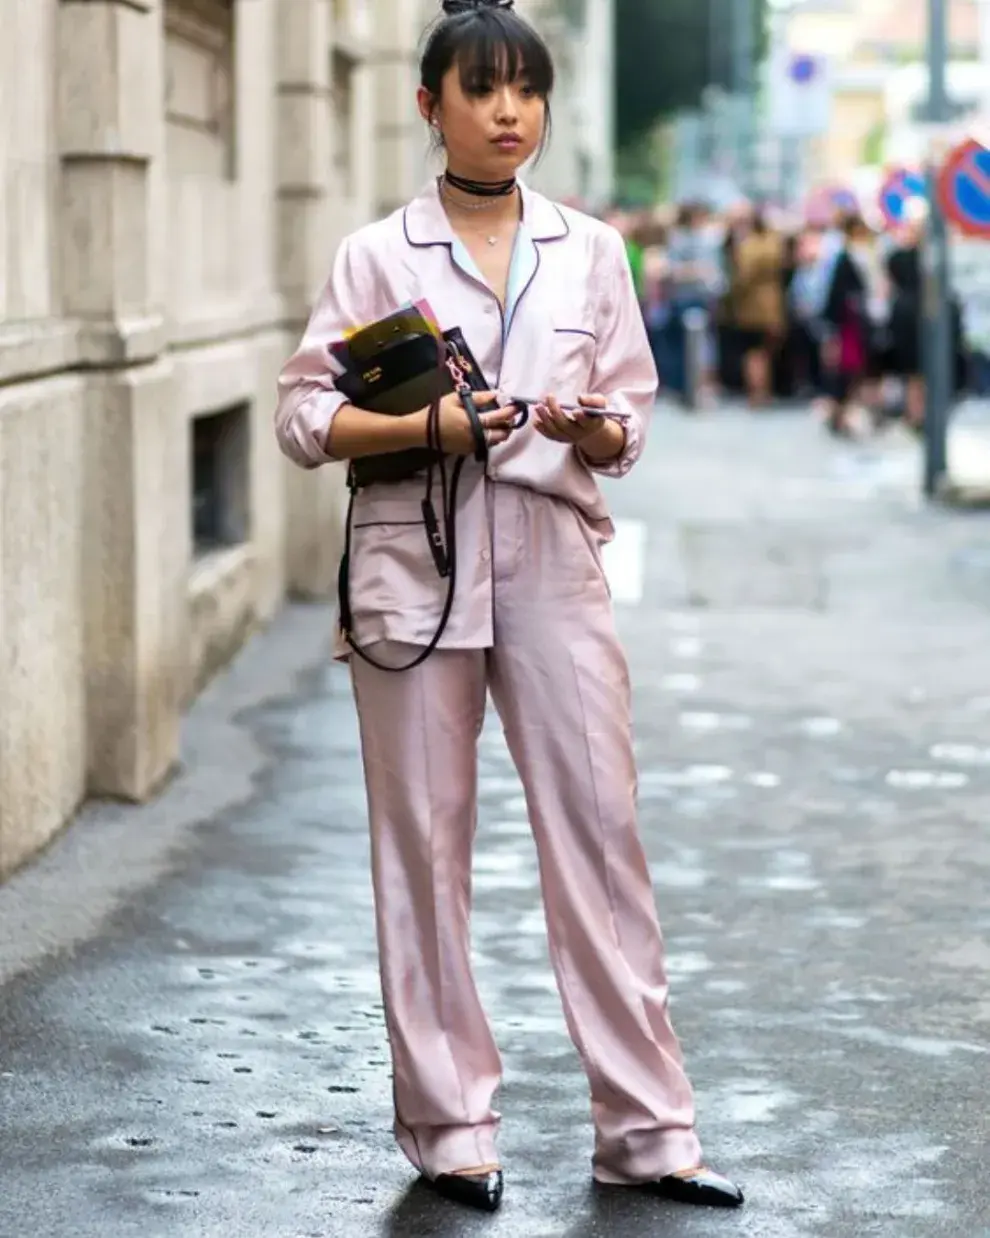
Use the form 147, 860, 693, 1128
478, 404, 521, 425
577, 393, 607, 409
537, 395, 586, 440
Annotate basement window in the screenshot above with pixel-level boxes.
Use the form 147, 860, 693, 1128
191, 403, 250, 556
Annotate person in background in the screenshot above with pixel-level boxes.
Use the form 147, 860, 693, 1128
716, 202, 754, 396
786, 227, 825, 398
852, 218, 890, 418
773, 228, 800, 399
730, 208, 785, 408
885, 210, 968, 430
665, 201, 724, 404
636, 216, 675, 390
819, 214, 873, 436
885, 218, 925, 430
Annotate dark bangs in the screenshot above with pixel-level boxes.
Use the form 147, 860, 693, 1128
421, 8, 555, 100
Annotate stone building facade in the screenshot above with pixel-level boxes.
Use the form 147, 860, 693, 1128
0, 0, 613, 880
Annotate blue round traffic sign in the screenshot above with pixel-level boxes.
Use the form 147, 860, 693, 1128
790, 55, 816, 84
878, 167, 927, 226
938, 140, 990, 237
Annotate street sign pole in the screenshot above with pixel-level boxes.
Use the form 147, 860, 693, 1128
923, 0, 952, 497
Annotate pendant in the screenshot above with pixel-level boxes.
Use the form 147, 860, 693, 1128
486, 236, 497, 246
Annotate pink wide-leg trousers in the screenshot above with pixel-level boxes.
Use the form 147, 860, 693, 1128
349, 483, 701, 1184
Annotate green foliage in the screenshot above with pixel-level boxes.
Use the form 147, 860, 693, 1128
615, 0, 767, 150
614, 128, 670, 206
862, 121, 887, 167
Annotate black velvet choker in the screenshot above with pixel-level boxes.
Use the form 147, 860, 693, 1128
443, 170, 517, 198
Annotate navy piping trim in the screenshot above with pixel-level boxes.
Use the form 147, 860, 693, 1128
401, 194, 571, 249
402, 203, 451, 250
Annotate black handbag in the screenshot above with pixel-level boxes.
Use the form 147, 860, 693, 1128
333, 315, 526, 673
335, 325, 495, 487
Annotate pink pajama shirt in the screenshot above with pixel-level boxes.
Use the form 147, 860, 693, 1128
275, 179, 702, 1182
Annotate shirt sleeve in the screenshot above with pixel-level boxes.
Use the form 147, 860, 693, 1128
578, 225, 659, 479
274, 233, 380, 469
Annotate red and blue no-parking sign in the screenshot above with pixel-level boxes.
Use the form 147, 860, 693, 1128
937, 140, 990, 238
878, 167, 927, 227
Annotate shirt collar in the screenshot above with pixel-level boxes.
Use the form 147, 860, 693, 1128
403, 177, 569, 247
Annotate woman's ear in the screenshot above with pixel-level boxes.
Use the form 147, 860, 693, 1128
417, 87, 436, 126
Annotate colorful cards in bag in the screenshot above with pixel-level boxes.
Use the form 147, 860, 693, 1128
330, 299, 441, 367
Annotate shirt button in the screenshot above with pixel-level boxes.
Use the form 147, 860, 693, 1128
480, 548, 491, 563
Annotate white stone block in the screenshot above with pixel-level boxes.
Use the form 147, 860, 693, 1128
58, 0, 157, 160
0, 374, 88, 878
277, 90, 334, 192
61, 159, 151, 317
277, 0, 332, 89
81, 361, 186, 801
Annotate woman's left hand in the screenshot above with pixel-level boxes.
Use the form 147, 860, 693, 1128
532, 394, 609, 443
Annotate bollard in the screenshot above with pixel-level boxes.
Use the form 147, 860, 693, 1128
683, 307, 709, 411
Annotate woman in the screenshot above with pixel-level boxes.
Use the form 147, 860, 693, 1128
635, 216, 674, 388
275, 0, 743, 1216
820, 214, 873, 437
786, 228, 825, 398
885, 214, 967, 430
731, 209, 785, 407
886, 220, 925, 430
665, 201, 723, 404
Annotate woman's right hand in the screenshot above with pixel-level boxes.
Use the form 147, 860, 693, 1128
433, 390, 519, 455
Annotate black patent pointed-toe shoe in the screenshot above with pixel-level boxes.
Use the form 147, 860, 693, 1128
649, 1167, 744, 1208
429, 1168, 504, 1212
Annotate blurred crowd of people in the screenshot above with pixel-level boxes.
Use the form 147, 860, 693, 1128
603, 199, 989, 438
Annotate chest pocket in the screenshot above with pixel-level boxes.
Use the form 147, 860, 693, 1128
550, 313, 598, 394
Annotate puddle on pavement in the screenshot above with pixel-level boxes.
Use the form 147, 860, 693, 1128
929, 742, 990, 766
666, 950, 712, 977
745, 771, 781, 788
679, 711, 753, 732
797, 715, 843, 737
650, 858, 709, 889
660, 673, 701, 692
640, 765, 734, 789
721, 1079, 802, 1125
885, 769, 969, 790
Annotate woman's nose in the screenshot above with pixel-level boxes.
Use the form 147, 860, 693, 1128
493, 87, 518, 120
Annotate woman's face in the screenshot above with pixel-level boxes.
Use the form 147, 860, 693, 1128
418, 61, 545, 179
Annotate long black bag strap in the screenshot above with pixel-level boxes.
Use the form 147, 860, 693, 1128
337, 336, 488, 673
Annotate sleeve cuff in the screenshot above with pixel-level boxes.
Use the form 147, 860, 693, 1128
277, 388, 349, 469
578, 408, 642, 479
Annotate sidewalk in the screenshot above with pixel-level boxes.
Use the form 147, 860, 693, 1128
947, 396, 990, 499
2, 405, 989, 1238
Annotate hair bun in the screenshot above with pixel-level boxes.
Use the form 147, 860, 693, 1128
441, 0, 514, 14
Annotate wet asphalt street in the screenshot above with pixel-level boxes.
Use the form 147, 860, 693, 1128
2, 406, 990, 1238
